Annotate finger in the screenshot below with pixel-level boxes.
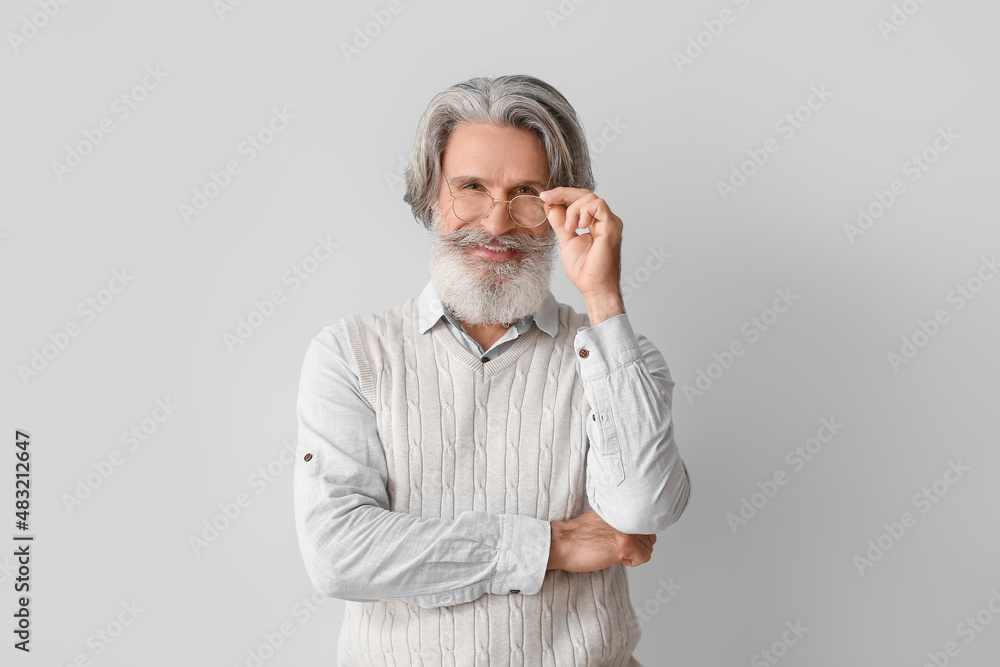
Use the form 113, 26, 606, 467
573, 196, 603, 231
564, 193, 599, 232
544, 201, 575, 245
539, 186, 593, 207
576, 199, 622, 239
625, 550, 649, 567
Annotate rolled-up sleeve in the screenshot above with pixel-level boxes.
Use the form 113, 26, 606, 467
574, 313, 691, 535
293, 320, 551, 608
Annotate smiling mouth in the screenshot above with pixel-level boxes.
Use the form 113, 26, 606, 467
472, 244, 518, 260
477, 242, 513, 252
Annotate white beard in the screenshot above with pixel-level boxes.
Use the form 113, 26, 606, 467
427, 206, 559, 327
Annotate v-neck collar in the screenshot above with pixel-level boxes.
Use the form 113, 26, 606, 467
430, 319, 542, 380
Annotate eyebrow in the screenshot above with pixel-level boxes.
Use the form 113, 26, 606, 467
448, 175, 547, 190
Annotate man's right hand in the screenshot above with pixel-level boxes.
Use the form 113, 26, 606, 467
546, 510, 657, 572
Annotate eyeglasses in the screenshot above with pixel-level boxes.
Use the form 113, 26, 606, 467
444, 173, 550, 228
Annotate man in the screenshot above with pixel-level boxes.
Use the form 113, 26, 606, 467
293, 74, 691, 666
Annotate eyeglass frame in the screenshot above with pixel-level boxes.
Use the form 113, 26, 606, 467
442, 172, 551, 229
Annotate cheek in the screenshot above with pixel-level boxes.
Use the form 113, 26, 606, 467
441, 217, 464, 235
436, 218, 465, 239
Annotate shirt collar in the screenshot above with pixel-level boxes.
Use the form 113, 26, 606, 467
417, 278, 559, 338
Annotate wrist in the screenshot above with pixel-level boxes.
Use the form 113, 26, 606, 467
582, 289, 624, 325
546, 520, 568, 570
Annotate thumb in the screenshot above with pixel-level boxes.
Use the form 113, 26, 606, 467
541, 198, 573, 245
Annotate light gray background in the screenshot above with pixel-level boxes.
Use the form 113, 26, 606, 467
3, 1, 999, 665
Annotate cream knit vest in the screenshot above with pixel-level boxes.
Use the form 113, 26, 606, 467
339, 296, 642, 667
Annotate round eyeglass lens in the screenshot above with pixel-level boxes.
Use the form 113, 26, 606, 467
510, 196, 547, 227
453, 191, 492, 222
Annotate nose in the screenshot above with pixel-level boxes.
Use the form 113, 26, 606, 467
478, 199, 520, 239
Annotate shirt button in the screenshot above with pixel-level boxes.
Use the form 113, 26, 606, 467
509, 589, 520, 594
303, 453, 313, 462
592, 414, 596, 421
482, 356, 489, 362
579, 349, 589, 358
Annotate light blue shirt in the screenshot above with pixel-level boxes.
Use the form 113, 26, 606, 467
293, 278, 691, 606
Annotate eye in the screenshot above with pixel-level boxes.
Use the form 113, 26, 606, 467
516, 186, 537, 195
461, 182, 484, 191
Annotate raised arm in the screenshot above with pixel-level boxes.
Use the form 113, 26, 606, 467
574, 313, 691, 534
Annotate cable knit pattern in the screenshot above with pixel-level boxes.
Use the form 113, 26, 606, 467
338, 295, 643, 667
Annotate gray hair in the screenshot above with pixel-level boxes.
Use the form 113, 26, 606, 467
403, 75, 595, 230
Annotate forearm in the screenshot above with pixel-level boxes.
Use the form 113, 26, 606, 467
295, 482, 551, 608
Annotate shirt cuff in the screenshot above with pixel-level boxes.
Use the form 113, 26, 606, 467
574, 313, 643, 381
491, 514, 551, 596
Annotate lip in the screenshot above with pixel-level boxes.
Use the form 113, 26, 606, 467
471, 244, 518, 260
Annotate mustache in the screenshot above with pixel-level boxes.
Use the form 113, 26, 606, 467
443, 226, 559, 252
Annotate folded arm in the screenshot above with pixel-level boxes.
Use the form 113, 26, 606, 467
293, 322, 551, 608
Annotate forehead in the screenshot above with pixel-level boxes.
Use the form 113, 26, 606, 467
441, 123, 549, 183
